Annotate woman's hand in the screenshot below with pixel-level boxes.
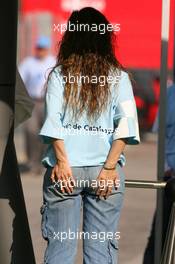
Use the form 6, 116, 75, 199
96, 168, 120, 199
51, 160, 75, 193
95, 139, 126, 199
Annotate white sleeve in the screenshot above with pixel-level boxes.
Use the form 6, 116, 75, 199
113, 72, 140, 145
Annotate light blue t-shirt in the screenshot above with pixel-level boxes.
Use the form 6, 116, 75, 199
39, 67, 140, 167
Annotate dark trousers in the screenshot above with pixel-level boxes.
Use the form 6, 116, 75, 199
143, 175, 174, 264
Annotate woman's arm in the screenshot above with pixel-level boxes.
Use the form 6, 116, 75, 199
96, 139, 126, 199
51, 139, 74, 194
96, 72, 140, 199
104, 139, 126, 168
53, 139, 69, 164
39, 69, 74, 193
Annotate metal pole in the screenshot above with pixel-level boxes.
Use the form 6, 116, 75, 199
161, 203, 175, 264
155, 0, 171, 263
0, 1, 36, 263
125, 180, 167, 189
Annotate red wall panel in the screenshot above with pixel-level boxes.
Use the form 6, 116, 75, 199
20, 0, 175, 69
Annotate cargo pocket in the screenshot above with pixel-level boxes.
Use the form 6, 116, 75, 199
40, 203, 48, 241
108, 239, 119, 264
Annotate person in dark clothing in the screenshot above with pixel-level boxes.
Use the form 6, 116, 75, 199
143, 84, 175, 263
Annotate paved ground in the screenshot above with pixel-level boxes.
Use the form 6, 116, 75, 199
15, 131, 157, 264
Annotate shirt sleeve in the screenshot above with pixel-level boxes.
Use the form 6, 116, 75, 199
39, 68, 65, 144
112, 71, 140, 145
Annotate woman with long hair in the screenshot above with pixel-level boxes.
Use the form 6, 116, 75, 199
39, 7, 140, 264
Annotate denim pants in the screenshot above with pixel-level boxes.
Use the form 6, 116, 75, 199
40, 164, 125, 264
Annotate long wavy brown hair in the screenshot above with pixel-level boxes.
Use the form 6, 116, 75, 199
51, 7, 126, 122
